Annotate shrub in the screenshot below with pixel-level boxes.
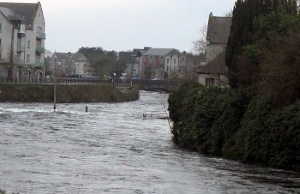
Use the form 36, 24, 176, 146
168, 82, 300, 171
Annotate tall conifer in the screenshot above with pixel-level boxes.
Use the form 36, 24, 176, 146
225, 0, 298, 87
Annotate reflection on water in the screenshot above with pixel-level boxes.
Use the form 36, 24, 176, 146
0, 91, 299, 194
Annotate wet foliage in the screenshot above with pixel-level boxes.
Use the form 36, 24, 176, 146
168, 82, 300, 171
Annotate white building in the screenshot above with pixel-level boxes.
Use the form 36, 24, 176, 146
51, 52, 91, 78
0, 2, 46, 82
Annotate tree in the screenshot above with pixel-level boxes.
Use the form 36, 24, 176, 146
193, 24, 207, 55
255, 6, 300, 106
225, 0, 299, 87
77, 47, 123, 78
144, 65, 152, 79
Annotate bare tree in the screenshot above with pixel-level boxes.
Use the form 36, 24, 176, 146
224, 10, 233, 17
193, 24, 207, 55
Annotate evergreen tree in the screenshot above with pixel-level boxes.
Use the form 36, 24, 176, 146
226, 0, 298, 87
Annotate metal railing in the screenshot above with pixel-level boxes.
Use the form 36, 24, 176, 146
36, 46, 45, 54
17, 45, 25, 52
36, 32, 46, 39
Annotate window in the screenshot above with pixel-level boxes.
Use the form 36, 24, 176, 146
27, 40, 30, 48
167, 59, 169, 63
0, 39, 1, 45
26, 54, 30, 63
0, 23, 2, 32
174, 59, 176, 64
205, 78, 215, 87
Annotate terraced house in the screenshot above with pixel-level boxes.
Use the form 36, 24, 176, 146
0, 2, 46, 82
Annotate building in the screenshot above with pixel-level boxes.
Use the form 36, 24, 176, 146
179, 52, 205, 80
198, 51, 228, 87
121, 47, 203, 80
119, 47, 149, 79
50, 52, 91, 78
0, 2, 46, 82
206, 12, 231, 62
198, 12, 231, 87
143, 48, 180, 79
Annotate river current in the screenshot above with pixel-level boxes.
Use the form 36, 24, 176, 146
0, 91, 299, 194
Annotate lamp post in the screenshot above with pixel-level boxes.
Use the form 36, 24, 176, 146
54, 61, 61, 110
113, 72, 116, 85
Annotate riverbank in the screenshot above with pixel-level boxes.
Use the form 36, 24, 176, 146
168, 82, 300, 172
0, 83, 139, 103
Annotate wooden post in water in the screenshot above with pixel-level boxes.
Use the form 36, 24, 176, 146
54, 75, 56, 110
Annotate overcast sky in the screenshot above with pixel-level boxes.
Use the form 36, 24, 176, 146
5, 0, 236, 53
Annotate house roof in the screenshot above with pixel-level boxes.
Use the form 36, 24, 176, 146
198, 51, 227, 74
119, 51, 133, 62
206, 13, 231, 44
53, 52, 89, 63
53, 52, 71, 60
72, 53, 89, 62
0, 2, 39, 25
144, 48, 178, 56
0, 7, 16, 17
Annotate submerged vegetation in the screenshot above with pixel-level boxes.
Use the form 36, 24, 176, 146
168, 0, 300, 172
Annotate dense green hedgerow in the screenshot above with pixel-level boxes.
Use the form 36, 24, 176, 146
168, 82, 300, 171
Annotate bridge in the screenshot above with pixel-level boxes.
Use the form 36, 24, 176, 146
56, 78, 180, 92
0, 77, 180, 92
131, 79, 180, 92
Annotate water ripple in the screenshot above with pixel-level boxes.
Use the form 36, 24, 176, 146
0, 91, 299, 194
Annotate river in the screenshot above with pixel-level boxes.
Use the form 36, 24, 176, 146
0, 91, 299, 194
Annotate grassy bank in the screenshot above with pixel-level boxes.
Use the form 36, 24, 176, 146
168, 82, 300, 171
0, 83, 139, 103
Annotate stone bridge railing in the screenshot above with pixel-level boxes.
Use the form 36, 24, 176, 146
0, 77, 181, 92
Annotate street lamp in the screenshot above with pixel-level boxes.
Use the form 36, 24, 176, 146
54, 60, 61, 110
113, 72, 116, 84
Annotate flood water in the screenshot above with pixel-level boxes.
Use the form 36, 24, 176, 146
0, 91, 299, 194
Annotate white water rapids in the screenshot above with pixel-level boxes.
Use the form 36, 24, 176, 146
0, 91, 299, 193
